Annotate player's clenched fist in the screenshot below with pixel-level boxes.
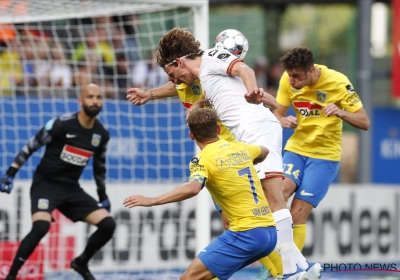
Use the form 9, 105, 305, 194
123, 195, 154, 208
281, 115, 298, 129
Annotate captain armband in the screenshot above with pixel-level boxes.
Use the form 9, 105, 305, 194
189, 174, 206, 188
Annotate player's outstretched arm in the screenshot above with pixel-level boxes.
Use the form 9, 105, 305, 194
126, 81, 178, 105
1, 125, 54, 194
123, 181, 202, 208
274, 104, 298, 129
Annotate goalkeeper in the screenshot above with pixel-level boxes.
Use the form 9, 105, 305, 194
1, 84, 116, 280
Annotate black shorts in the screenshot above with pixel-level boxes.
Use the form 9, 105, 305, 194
30, 179, 101, 222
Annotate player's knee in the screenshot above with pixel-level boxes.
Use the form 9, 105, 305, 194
31, 220, 51, 238
282, 186, 292, 202
96, 216, 116, 237
290, 205, 311, 224
180, 270, 193, 280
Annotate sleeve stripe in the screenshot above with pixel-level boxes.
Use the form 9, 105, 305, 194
226, 58, 244, 75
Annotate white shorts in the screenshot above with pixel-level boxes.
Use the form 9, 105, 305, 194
235, 120, 284, 180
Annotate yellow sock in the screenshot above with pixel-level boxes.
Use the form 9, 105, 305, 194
294, 224, 307, 251
259, 255, 278, 277
259, 224, 306, 277
266, 250, 283, 276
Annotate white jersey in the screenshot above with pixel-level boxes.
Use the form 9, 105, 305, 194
198, 48, 279, 138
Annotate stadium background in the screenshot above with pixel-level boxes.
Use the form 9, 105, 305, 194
0, 0, 400, 279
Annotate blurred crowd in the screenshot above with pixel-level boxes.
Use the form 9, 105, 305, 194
0, 15, 168, 99
0, 15, 281, 99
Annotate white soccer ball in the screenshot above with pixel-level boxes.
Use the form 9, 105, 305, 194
214, 29, 249, 60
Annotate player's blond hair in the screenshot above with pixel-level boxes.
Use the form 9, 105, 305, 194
280, 46, 314, 72
187, 108, 218, 142
156, 27, 204, 68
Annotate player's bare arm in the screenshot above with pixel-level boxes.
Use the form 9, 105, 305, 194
123, 181, 202, 208
324, 105, 370, 130
245, 90, 278, 110
274, 103, 298, 129
253, 146, 269, 165
126, 81, 177, 105
231, 62, 278, 110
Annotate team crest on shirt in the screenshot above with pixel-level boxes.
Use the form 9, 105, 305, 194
38, 199, 49, 210
191, 84, 201, 96
91, 134, 101, 147
293, 101, 322, 118
316, 91, 327, 103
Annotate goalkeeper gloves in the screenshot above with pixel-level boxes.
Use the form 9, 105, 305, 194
0, 166, 18, 194
97, 187, 111, 212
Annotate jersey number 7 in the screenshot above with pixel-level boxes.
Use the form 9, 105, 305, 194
238, 166, 259, 204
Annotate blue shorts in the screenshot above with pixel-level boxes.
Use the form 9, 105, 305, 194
198, 226, 276, 280
283, 151, 340, 207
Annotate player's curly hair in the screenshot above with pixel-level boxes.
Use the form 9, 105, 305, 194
187, 108, 218, 142
280, 46, 314, 71
156, 27, 204, 68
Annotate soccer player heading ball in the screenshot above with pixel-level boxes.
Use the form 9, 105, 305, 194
1, 84, 116, 280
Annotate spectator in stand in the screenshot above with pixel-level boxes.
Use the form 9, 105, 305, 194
266, 61, 284, 97
20, 39, 37, 88
114, 14, 140, 63
254, 56, 269, 90
114, 53, 130, 99
35, 40, 52, 90
73, 54, 100, 93
131, 50, 168, 90
49, 41, 73, 95
0, 27, 23, 96
71, 28, 114, 69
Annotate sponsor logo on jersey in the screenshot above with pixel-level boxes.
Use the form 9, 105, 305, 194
60, 145, 93, 166
216, 158, 230, 170
181, 101, 192, 109
190, 156, 200, 164
217, 52, 231, 61
293, 101, 322, 118
346, 84, 355, 94
191, 84, 201, 96
91, 134, 101, 147
317, 91, 327, 103
38, 199, 49, 210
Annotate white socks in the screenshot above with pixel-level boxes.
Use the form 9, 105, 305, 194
273, 209, 308, 274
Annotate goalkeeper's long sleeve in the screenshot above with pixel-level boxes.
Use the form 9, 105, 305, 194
93, 134, 109, 200
13, 127, 53, 168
